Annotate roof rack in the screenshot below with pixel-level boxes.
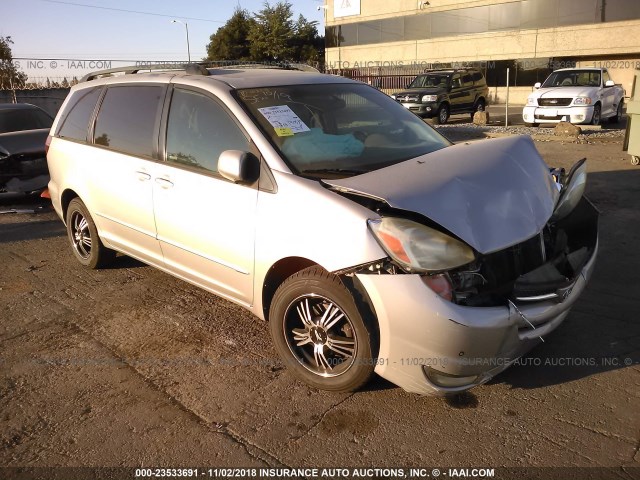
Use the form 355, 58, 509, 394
80, 61, 319, 82
80, 63, 207, 82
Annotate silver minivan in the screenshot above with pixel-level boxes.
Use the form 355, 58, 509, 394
46, 65, 598, 395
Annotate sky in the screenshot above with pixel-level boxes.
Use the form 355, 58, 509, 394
1, 0, 327, 82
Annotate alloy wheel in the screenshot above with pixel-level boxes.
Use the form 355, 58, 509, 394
283, 295, 357, 377
70, 210, 92, 259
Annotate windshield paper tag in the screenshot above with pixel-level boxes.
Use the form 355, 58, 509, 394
274, 127, 294, 137
258, 105, 311, 134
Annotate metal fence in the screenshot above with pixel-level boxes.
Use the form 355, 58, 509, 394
325, 66, 429, 92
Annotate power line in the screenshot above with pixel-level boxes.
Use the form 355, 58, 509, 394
37, 0, 225, 23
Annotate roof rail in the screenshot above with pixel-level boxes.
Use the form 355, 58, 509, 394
80, 63, 208, 82
209, 61, 319, 73
80, 61, 319, 82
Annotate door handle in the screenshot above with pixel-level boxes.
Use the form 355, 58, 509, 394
136, 171, 151, 181
155, 177, 174, 189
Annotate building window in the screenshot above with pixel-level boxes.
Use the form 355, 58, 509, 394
326, 0, 640, 48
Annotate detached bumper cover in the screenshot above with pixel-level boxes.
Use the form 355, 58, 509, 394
357, 240, 598, 396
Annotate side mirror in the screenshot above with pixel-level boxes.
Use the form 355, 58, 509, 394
605, 80, 615, 87
218, 150, 260, 184
534, 82, 541, 89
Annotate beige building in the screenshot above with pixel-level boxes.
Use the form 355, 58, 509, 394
323, 0, 640, 103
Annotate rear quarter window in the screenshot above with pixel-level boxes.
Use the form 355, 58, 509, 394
93, 85, 164, 158
471, 71, 485, 84
57, 87, 101, 141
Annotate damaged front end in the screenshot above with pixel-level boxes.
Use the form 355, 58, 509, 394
328, 136, 597, 313
325, 136, 598, 395
443, 158, 597, 309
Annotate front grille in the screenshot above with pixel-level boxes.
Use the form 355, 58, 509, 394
450, 197, 599, 308
398, 95, 420, 103
451, 234, 547, 307
538, 98, 572, 107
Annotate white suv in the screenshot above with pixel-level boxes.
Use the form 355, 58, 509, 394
47, 64, 598, 395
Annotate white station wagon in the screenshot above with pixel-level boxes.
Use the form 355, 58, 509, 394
46, 64, 598, 395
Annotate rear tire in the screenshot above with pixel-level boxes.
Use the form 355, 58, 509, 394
470, 99, 485, 121
65, 198, 116, 269
269, 266, 375, 392
610, 101, 623, 124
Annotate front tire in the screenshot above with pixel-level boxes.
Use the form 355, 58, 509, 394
435, 103, 450, 125
65, 198, 116, 269
269, 267, 375, 392
591, 103, 601, 125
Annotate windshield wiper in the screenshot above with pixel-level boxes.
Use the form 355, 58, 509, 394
301, 168, 368, 176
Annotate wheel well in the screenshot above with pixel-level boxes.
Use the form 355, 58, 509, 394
262, 260, 381, 357
61, 189, 80, 222
262, 257, 317, 321
476, 96, 485, 106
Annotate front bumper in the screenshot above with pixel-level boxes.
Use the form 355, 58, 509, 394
523, 105, 594, 125
398, 102, 439, 117
356, 240, 598, 396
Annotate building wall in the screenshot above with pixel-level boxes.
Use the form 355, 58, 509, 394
325, 0, 640, 100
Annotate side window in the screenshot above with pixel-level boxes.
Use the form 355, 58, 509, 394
57, 88, 101, 141
452, 74, 462, 89
462, 74, 473, 87
94, 85, 163, 158
165, 88, 249, 175
471, 71, 483, 83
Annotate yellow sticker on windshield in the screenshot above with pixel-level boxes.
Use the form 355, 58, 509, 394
274, 127, 294, 137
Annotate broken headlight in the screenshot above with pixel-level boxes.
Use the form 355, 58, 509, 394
551, 159, 586, 222
367, 217, 475, 272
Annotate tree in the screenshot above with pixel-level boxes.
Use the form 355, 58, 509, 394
0, 36, 28, 90
248, 2, 296, 62
291, 14, 324, 65
206, 8, 254, 61
205, 2, 324, 66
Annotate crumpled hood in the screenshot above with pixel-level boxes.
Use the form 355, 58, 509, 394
534, 86, 596, 99
324, 135, 560, 255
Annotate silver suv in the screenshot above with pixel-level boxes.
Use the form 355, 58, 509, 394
47, 64, 598, 395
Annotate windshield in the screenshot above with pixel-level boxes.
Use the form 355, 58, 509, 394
237, 83, 450, 179
0, 107, 53, 134
408, 74, 451, 89
541, 70, 601, 88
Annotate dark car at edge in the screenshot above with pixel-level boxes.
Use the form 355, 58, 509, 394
0, 103, 53, 197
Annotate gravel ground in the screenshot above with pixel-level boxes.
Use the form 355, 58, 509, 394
434, 123, 626, 144
0, 135, 638, 479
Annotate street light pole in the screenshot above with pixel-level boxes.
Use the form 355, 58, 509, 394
171, 19, 191, 63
